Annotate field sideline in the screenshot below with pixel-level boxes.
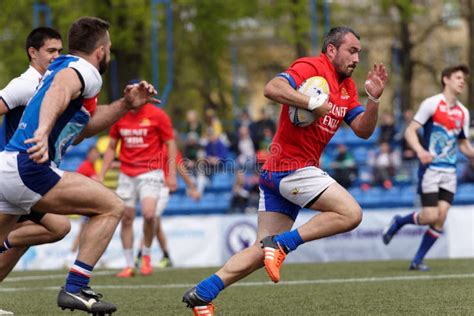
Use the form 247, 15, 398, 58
1, 258, 473, 315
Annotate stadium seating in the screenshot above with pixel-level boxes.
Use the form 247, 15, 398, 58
59, 127, 474, 215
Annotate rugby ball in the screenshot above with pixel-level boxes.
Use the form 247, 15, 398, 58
289, 76, 330, 127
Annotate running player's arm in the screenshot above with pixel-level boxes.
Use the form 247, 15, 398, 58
78, 81, 159, 140
26, 68, 82, 163
458, 139, 474, 159
458, 111, 474, 159
405, 121, 432, 165
405, 98, 435, 165
98, 137, 118, 182
165, 139, 178, 192
177, 162, 201, 200
263, 76, 330, 118
0, 99, 8, 115
349, 64, 388, 139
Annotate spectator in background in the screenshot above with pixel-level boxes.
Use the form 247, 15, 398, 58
205, 128, 229, 172
234, 110, 253, 130
399, 109, 417, 160
184, 132, 203, 163
204, 108, 223, 138
255, 127, 275, 166
378, 112, 397, 144
236, 125, 256, 169
183, 132, 208, 195
184, 110, 203, 138
76, 146, 101, 180
330, 144, 358, 188
229, 170, 259, 214
398, 109, 418, 183
369, 142, 401, 189
258, 127, 274, 152
252, 107, 276, 147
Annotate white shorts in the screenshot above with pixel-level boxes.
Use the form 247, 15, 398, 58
258, 166, 336, 220
0, 151, 64, 215
420, 168, 457, 194
116, 170, 164, 208
155, 186, 170, 217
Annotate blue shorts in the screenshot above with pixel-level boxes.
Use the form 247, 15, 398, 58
0, 151, 63, 214
258, 166, 335, 221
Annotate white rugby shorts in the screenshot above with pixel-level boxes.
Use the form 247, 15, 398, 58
116, 169, 164, 208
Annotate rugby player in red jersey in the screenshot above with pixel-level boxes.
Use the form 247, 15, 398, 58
182, 26, 388, 315
99, 101, 177, 277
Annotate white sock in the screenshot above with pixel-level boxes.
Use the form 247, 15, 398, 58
124, 248, 134, 268
142, 247, 151, 257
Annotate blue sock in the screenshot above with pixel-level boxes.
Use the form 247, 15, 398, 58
413, 226, 442, 264
195, 274, 224, 302
274, 229, 304, 253
397, 212, 419, 227
0, 239, 12, 253
65, 260, 94, 293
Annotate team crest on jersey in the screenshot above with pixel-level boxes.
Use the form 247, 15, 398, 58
140, 118, 151, 126
340, 88, 350, 100
291, 188, 300, 195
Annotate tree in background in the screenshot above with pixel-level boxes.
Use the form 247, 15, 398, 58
461, 0, 474, 109
0, 0, 471, 126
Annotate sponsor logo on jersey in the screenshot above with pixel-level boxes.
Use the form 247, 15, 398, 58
140, 118, 151, 127
340, 87, 350, 100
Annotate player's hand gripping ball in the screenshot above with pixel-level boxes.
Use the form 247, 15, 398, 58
289, 76, 330, 127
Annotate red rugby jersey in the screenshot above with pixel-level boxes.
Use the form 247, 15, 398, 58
109, 104, 174, 177
263, 54, 364, 171
76, 160, 96, 178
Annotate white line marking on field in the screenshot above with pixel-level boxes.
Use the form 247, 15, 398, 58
1, 273, 474, 293
3, 270, 115, 282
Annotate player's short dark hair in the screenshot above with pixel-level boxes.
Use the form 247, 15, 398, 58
441, 64, 469, 87
25, 27, 62, 61
322, 27, 360, 53
68, 17, 110, 55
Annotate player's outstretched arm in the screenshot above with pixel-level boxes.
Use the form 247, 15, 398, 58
349, 63, 388, 139
25, 69, 83, 163
458, 138, 474, 159
98, 137, 118, 182
405, 120, 433, 165
165, 139, 178, 192
78, 80, 159, 140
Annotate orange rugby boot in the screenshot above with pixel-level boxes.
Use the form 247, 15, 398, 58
261, 235, 289, 283
182, 287, 215, 316
140, 255, 154, 276
116, 267, 134, 278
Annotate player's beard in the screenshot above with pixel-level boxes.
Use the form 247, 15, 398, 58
337, 63, 356, 79
99, 54, 108, 75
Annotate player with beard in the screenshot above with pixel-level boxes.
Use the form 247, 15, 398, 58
182, 26, 388, 315
0, 17, 158, 314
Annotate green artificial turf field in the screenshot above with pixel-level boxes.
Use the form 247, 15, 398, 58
1, 259, 473, 315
